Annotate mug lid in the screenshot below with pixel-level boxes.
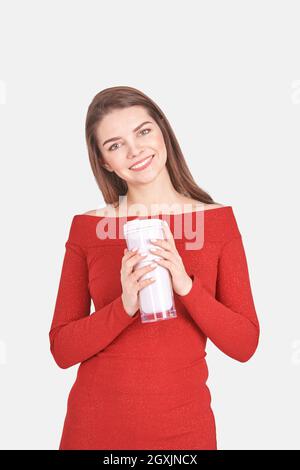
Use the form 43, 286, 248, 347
123, 218, 163, 236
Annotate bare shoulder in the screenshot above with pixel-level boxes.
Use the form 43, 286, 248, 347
82, 201, 225, 217
83, 206, 109, 216
203, 203, 224, 211
186, 198, 224, 211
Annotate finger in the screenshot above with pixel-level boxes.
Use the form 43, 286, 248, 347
150, 237, 172, 252
123, 247, 136, 256
133, 263, 157, 281
162, 221, 170, 240
154, 257, 173, 271
150, 237, 178, 256
123, 248, 140, 260
122, 249, 135, 266
162, 221, 176, 247
149, 247, 179, 266
122, 250, 146, 274
126, 252, 148, 270
137, 277, 157, 291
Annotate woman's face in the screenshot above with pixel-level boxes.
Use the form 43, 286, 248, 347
96, 106, 167, 183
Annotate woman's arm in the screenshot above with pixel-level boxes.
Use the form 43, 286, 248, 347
49, 241, 138, 369
178, 235, 260, 362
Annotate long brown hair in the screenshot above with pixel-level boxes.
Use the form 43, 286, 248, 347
85, 86, 219, 208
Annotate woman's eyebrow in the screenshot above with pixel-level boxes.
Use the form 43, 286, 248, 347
102, 121, 153, 147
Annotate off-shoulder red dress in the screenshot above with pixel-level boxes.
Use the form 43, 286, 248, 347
49, 206, 260, 450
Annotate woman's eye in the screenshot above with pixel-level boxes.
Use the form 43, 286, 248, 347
140, 128, 151, 136
109, 143, 121, 151
108, 129, 151, 151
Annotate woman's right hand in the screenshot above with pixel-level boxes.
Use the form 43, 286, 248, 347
121, 248, 157, 317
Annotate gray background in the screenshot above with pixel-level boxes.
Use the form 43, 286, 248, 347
0, 0, 299, 450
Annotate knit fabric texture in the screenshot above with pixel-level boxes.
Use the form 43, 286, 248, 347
49, 206, 260, 450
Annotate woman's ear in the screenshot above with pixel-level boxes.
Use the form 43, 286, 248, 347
101, 162, 114, 172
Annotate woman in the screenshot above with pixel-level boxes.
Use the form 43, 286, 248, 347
49, 86, 260, 450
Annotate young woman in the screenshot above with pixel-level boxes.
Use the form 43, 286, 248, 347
49, 86, 260, 450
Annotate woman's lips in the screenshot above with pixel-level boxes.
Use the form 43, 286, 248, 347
130, 154, 154, 171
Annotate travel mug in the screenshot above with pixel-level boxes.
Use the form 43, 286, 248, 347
123, 218, 177, 323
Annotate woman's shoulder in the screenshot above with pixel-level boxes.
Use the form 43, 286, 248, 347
81, 202, 226, 217
82, 205, 118, 217
178, 197, 223, 209
83, 207, 108, 216
192, 201, 240, 243
197, 202, 225, 211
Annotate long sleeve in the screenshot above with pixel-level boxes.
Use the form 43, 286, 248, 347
49, 240, 138, 369
178, 235, 260, 363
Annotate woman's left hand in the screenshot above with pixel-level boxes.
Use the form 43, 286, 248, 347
149, 221, 193, 296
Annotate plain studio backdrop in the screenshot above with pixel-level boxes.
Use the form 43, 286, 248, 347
0, 0, 299, 450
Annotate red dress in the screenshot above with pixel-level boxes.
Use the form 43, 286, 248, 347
49, 206, 260, 450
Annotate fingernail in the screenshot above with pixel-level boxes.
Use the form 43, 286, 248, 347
150, 238, 157, 242
131, 247, 138, 252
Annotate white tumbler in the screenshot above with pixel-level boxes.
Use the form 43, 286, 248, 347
123, 218, 177, 324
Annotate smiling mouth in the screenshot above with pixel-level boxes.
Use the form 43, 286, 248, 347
130, 154, 155, 170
